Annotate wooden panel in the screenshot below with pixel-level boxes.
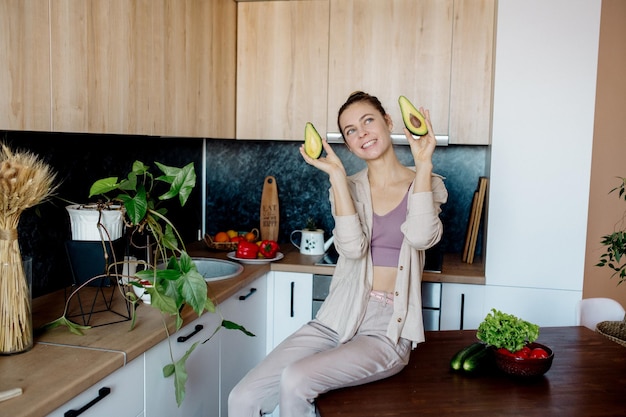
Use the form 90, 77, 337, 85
448, 0, 496, 144
236, 0, 330, 140
0, 0, 51, 131
49, 0, 236, 137
50, 0, 89, 132
87, 0, 134, 134
159, 0, 237, 138
327, 0, 453, 136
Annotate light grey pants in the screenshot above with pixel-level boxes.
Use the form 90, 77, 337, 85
227, 294, 412, 417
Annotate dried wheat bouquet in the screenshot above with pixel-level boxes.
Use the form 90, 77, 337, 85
0, 143, 57, 353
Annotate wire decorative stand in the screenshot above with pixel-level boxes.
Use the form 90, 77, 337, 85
64, 239, 131, 327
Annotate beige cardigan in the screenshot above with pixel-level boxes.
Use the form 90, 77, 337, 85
315, 168, 448, 347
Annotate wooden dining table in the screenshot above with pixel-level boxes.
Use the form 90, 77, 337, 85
316, 326, 626, 416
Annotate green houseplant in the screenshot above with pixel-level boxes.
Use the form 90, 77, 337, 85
596, 177, 626, 285
45, 160, 251, 406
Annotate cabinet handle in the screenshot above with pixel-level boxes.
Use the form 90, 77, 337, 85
460, 294, 465, 330
290, 281, 295, 318
239, 287, 257, 300
177, 324, 203, 343
64, 387, 111, 417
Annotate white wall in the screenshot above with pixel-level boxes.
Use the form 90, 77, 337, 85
484, 0, 602, 325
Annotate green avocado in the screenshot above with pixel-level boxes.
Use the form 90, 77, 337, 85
304, 122, 323, 159
398, 95, 428, 136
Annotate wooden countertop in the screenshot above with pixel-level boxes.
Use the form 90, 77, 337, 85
0, 242, 484, 417
317, 326, 626, 416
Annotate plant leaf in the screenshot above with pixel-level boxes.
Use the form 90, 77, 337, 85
42, 316, 91, 336
88, 177, 119, 197
162, 341, 199, 406
221, 320, 256, 337
119, 185, 148, 225
156, 162, 196, 207
131, 160, 150, 175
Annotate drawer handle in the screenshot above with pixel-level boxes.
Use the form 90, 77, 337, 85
239, 287, 257, 300
64, 387, 111, 417
177, 324, 203, 343
290, 281, 295, 317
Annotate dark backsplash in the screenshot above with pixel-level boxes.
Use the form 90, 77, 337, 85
2, 131, 488, 297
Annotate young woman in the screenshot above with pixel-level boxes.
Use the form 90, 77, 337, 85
228, 91, 448, 417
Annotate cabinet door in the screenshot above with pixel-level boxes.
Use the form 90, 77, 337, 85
219, 274, 268, 417
448, 0, 496, 145
440, 283, 485, 330
327, 0, 453, 137
48, 355, 143, 417
0, 0, 51, 131
266, 272, 313, 352
236, 0, 330, 140
144, 312, 221, 417
152, 0, 237, 138
49, 0, 236, 137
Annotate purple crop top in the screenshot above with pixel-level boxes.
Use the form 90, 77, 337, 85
371, 190, 409, 267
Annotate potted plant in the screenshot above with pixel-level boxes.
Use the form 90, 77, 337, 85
45, 160, 251, 406
596, 176, 626, 285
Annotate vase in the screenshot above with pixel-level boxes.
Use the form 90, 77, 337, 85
0, 256, 33, 355
66, 204, 125, 241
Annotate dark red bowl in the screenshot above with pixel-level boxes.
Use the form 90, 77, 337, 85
492, 342, 554, 377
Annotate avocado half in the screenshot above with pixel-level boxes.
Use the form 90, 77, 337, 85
304, 122, 323, 159
398, 95, 428, 136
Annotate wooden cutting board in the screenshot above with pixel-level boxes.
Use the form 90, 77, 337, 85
260, 176, 279, 241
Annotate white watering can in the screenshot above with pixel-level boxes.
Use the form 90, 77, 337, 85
290, 229, 334, 256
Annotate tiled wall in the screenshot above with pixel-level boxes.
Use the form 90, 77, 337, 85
205, 139, 489, 253
2, 131, 487, 297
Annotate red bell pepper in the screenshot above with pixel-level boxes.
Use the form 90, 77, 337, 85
259, 240, 280, 259
235, 241, 259, 259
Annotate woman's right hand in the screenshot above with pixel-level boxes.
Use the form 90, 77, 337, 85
299, 139, 347, 179
300, 139, 356, 216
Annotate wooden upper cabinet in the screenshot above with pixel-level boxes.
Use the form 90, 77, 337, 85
327, 0, 453, 138
156, 0, 237, 138
0, 0, 51, 131
236, 0, 330, 140
449, 0, 495, 145
48, 0, 236, 137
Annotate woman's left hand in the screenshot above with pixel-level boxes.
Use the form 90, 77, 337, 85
405, 107, 436, 166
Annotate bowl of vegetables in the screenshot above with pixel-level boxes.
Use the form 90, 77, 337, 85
477, 309, 554, 377
492, 342, 554, 377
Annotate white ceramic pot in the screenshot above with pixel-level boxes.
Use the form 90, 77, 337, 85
66, 204, 125, 241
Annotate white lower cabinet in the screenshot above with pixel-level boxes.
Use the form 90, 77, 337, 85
266, 272, 313, 353
144, 310, 221, 417
48, 354, 144, 417
219, 274, 268, 417
265, 271, 313, 417
52, 273, 271, 417
440, 283, 486, 330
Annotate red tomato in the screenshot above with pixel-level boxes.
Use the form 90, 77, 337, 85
230, 235, 244, 243
529, 348, 549, 359
513, 346, 532, 359
497, 348, 514, 356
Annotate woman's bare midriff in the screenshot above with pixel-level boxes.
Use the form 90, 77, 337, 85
372, 265, 398, 293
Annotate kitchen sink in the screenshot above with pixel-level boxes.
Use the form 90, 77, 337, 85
192, 257, 244, 282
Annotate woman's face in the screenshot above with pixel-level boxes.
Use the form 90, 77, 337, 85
339, 101, 393, 159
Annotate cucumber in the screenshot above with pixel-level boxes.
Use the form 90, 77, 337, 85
461, 345, 490, 372
450, 342, 485, 371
